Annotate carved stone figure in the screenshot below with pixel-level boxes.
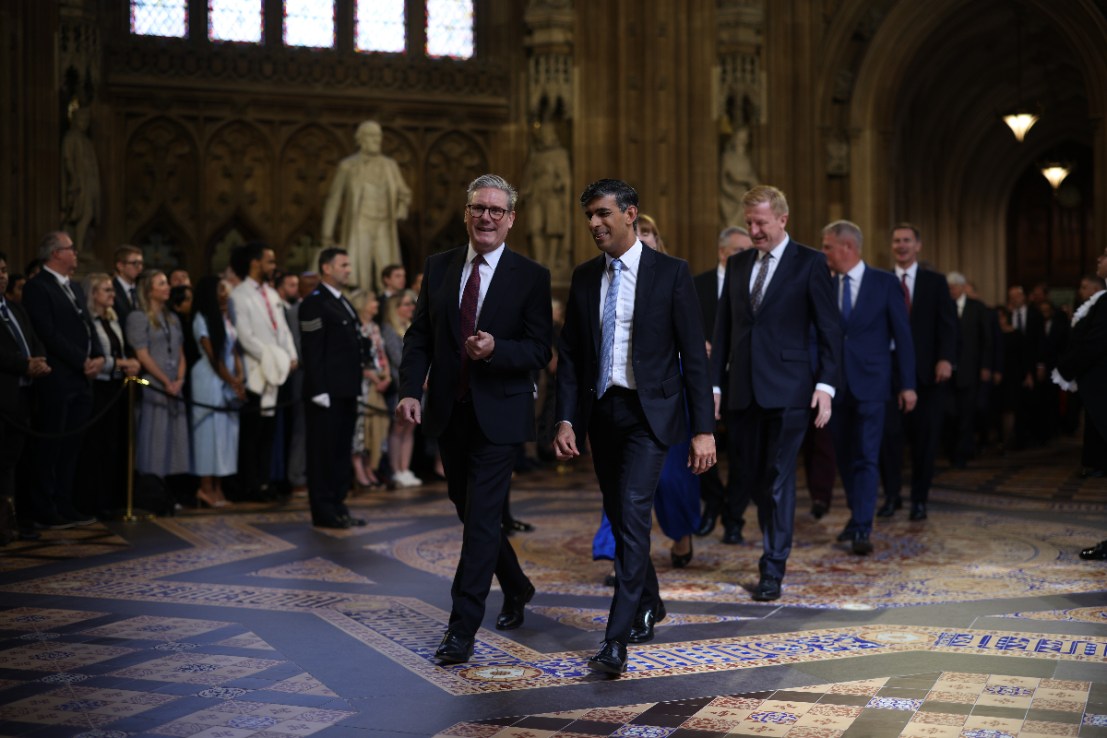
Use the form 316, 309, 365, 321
62, 107, 101, 253
520, 125, 571, 273
321, 121, 412, 292
826, 130, 850, 177
719, 125, 759, 228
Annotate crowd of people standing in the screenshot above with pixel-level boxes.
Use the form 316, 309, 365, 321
0, 234, 433, 543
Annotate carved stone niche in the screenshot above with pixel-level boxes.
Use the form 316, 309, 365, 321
125, 116, 199, 239
423, 131, 487, 255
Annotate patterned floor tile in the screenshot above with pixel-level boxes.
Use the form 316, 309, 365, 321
250, 557, 375, 585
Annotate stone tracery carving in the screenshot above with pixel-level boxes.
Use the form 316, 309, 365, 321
205, 121, 272, 229
125, 116, 198, 236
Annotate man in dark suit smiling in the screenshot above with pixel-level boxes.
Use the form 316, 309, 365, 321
712, 185, 840, 603
555, 179, 716, 675
397, 174, 552, 665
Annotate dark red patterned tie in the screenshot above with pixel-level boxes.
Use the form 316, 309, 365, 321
901, 273, 911, 316
457, 254, 485, 398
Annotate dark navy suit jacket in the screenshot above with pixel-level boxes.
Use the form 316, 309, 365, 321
557, 245, 714, 447
835, 265, 916, 402
0, 300, 44, 413
906, 268, 957, 386
21, 270, 101, 392
712, 239, 840, 410
400, 245, 552, 445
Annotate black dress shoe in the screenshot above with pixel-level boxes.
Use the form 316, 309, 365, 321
836, 525, 853, 543
434, 631, 474, 664
877, 498, 902, 518
810, 501, 828, 520
909, 502, 928, 521
628, 602, 667, 643
603, 571, 617, 587
587, 639, 627, 675
695, 510, 718, 537
1081, 468, 1106, 478
752, 576, 781, 602
1079, 540, 1107, 560
503, 517, 535, 534
17, 527, 41, 541
312, 516, 350, 529
670, 539, 693, 569
340, 515, 367, 527
34, 515, 75, 530
851, 531, 874, 555
496, 582, 535, 630
722, 525, 744, 545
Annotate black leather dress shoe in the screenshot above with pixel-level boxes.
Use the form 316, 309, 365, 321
503, 517, 535, 534
670, 539, 693, 568
877, 498, 902, 518
587, 639, 627, 675
312, 517, 350, 529
909, 502, 928, 521
434, 631, 474, 664
851, 531, 874, 555
836, 525, 853, 543
722, 525, 744, 545
340, 515, 367, 527
1080, 540, 1107, 560
496, 582, 535, 630
810, 501, 828, 520
628, 602, 667, 643
752, 576, 781, 602
695, 510, 718, 537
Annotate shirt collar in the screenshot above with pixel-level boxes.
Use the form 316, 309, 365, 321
605, 239, 644, 275
845, 260, 866, 282
466, 243, 506, 269
895, 262, 918, 280
322, 282, 343, 300
44, 265, 69, 286
764, 234, 791, 261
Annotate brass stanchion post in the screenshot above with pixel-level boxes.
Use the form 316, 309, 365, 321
120, 376, 153, 523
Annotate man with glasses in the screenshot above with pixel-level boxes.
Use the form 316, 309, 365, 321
21, 231, 104, 529
396, 174, 552, 665
112, 245, 144, 324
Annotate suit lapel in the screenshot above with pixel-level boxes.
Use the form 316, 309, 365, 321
443, 247, 466, 349
633, 247, 657, 342
477, 247, 514, 334
586, 255, 605, 358
847, 268, 871, 325
757, 242, 795, 314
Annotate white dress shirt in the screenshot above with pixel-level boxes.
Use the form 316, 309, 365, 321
748, 236, 790, 293
459, 243, 505, 324
599, 240, 643, 391
839, 261, 866, 311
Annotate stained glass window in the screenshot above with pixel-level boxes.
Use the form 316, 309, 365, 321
131, 0, 188, 38
209, 0, 263, 43
355, 0, 406, 54
426, 0, 473, 59
284, 0, 335, 48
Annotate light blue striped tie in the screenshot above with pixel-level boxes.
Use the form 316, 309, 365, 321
597, 258, 622, 398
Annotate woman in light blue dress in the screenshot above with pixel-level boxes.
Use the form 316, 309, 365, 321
189, 276, 245, 508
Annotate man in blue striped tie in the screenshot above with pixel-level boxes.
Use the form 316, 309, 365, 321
554, 179, 716, 675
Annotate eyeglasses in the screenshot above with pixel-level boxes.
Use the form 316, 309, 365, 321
465, 204, 510, 221
124, 260, 144, 267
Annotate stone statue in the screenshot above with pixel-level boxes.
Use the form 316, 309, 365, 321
61, 107, 101, 253
520, 125, 571, 272
321, 120, 412, 292
719, 126, 759, 227
826, 129, 850, 177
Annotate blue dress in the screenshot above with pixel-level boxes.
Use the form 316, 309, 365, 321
190, 313, 240, 477
592, 437, 701, 559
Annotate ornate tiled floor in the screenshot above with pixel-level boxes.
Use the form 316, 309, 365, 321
0, 440, 1104, 737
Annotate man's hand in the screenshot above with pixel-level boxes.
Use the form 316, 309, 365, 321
396, 397, 422, 425
898, 388, 918, 413
935, 360, 953, 383
687, 433, 716, 475
811, 389, 832, 428
83, 357, 105, 378
713, 390, 722, 421
289, 359, 299, 372
553, 421, 579, 461
465, 330, 495, 361
26, 356, 51, 378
